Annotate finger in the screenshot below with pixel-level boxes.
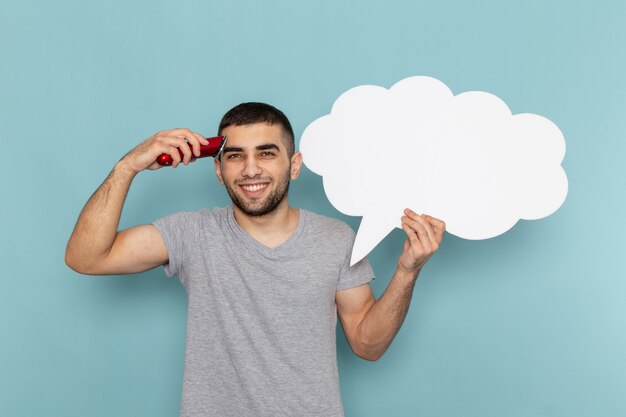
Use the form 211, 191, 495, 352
404, 208, 420, 218
180, 129, 205, 157
401, 222, 423, 251
174, 136, 193, 164
402, 215, 432, 252
422, 214, 445, 230
165, 128, 193, 152
403, 211, 436, 246
168, 145, 182, 168
182, 133, 201, 158
191, 131, 209, 145
406, 209, 439, 248
419, 215, 440, 249
422, 214, 446, 243
153, 132, 186, 148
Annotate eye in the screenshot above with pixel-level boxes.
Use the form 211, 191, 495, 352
259, 151, 276, 158
226, 153, 243, 160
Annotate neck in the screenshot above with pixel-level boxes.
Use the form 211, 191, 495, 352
232, 198, 300, 248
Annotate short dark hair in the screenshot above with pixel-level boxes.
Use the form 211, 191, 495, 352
218, 102, 295, 157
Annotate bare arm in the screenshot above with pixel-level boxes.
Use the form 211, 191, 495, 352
336, 210, 445, 361
65, 128, 208, 275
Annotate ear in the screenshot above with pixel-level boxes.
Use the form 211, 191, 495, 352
214, 158, 225, 185
290, 151, 303, 180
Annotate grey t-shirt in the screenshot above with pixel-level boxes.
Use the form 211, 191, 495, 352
153, 206, 374, 417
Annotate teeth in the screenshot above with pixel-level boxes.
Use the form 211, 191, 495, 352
241, 184, 268, 192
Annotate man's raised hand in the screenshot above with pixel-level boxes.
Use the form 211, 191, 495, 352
121, 128, 209, 173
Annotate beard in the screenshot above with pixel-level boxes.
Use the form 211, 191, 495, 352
224, 171, 291, 217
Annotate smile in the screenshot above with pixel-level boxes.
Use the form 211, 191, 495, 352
240, 183, 269, 192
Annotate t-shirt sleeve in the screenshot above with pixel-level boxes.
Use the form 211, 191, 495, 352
337, 256, 375, 291
152, 212, 192, 281
336, 226, 375, 291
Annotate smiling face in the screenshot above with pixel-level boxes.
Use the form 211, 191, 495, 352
215, 123, 302, 217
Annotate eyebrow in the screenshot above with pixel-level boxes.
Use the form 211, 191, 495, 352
221, 146, 243, 154
256, 144, 280, 152
222, 144, 280, 154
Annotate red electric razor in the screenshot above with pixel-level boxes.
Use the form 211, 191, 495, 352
156, 135, 228, 166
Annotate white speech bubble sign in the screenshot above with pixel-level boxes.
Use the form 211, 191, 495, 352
300, 76, 568, 266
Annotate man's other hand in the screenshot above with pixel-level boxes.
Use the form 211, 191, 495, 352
398, 209, 445, 275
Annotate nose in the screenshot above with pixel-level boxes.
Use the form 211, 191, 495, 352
242, 155, 262, 178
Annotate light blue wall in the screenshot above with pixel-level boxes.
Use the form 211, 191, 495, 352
1, 1, 625, 416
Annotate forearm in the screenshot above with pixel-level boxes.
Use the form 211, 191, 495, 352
356, 267, 419, 360
65, 161, 137, 272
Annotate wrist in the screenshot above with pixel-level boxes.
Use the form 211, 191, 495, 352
114, 159, 140, 179
395, 262, 421, 283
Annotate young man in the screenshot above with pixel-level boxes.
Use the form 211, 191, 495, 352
65, 103, 445, 417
